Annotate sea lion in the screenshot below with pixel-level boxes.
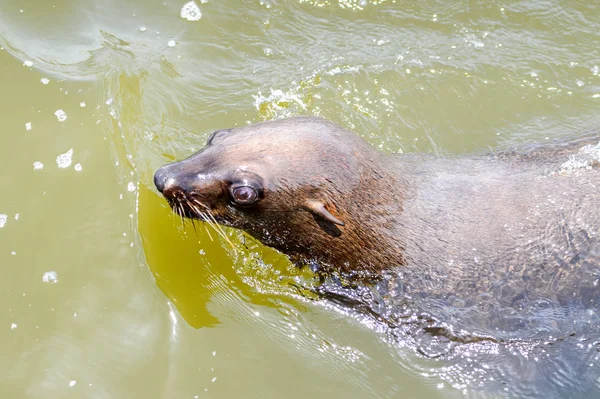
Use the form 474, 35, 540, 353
154, 116, 600, 396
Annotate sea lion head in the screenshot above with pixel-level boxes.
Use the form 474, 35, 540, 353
154, 116, 403, 273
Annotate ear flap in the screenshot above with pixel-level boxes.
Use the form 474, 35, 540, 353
304, 200, 345, 226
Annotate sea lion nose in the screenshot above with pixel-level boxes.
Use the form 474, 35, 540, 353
154, 166, 171, 193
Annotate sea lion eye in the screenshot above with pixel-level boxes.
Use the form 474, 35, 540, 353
231, 186, 258, 205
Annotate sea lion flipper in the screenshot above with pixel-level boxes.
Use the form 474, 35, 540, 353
305, 200, 345, 226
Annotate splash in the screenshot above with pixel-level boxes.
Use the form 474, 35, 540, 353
298, 0, 391, 11
253, 88, 308, 120
554, 142, 600, 176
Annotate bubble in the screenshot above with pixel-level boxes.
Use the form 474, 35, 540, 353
140, 26, 147, 32
25, 122, 32, 131
33, 161, 44, 170
23, 60, 33, 67
74, 163, 83, 172
54, 109, 67, 122
40, 78, 50, 85
181, 1, 202, 21
42, 271, 59, 284
168, 40, 177, 47
0, 214, 7, 228
56, 148, 74, 168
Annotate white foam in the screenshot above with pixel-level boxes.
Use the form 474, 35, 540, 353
555, 142, 600, 176
54, 109, 67, 122
56, 148, 74, 168
42, 271, 59, 284
180, 1, 202, 21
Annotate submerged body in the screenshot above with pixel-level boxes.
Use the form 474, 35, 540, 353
154, 117, 600, 396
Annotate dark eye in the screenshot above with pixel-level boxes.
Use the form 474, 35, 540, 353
231, 186, 258, 205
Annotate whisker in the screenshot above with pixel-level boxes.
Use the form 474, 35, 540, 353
186, 200, 224, 244
186, 201, 214, 242
190, 218, 198, 236
205, 211, 234, 248
189, 198, 235, 248
177, 202, 186, 228
201, 215, 214, 242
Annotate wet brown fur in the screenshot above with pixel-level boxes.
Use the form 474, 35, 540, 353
155, 116, 600, 307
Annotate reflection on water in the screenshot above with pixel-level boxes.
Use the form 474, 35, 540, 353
1, 0, 600, 397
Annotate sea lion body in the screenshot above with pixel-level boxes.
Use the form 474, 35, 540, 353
154, 117, 600, 395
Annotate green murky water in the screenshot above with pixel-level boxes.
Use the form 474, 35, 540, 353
1, 0, 599, 397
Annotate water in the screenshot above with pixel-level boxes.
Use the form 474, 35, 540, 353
1, 0, 599, 397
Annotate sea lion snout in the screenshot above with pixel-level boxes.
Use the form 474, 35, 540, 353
154, 163, 210, 198
153, 165, 171, 193
153, 164, 197, 197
